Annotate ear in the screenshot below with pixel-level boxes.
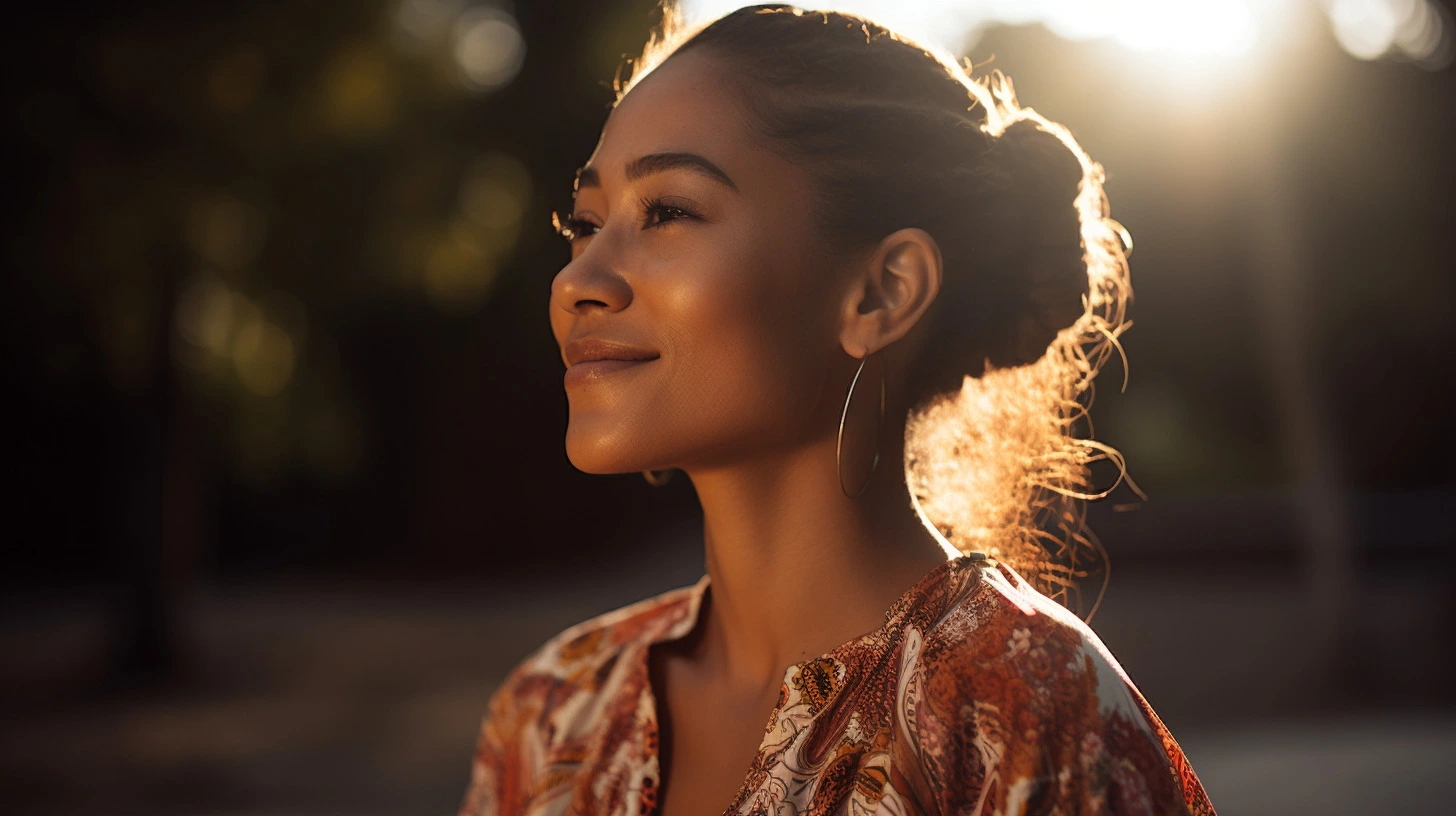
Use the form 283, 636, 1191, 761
838, 227, 943, 358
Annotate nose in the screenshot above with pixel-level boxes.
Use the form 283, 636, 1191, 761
549, 248, 633, 318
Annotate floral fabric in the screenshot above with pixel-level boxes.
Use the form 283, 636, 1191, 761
458, 555, 1216, 816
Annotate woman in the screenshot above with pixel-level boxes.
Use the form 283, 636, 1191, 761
460, 4, 1216, 815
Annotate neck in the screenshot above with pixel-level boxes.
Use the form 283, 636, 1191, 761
680, 419, 953, 693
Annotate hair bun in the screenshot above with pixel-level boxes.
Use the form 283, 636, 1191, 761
968, 118, 1089, 369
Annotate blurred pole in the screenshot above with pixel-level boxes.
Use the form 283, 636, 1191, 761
1244, 48, 1358, 690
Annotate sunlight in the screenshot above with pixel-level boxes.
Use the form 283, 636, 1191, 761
682, 0, 1450, 68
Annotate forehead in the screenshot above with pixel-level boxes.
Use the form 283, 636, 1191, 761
578, 49, 767, 192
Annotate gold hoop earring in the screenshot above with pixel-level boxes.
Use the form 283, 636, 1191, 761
837, 352, 885, 499
642, 469, 674, 487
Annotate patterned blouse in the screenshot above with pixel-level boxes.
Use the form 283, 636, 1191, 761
458, 555, 1216, 816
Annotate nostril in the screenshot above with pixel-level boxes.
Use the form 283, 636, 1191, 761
552, 263, 632, 314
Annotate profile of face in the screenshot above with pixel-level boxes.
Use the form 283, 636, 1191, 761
549, 49, 871, 476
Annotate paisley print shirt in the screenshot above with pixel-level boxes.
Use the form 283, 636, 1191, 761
458, 555, 1216, 816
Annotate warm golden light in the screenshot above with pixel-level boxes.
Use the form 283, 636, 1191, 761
683, 0, 1451, 69
623, 5, 1139, 612
900, 67, 1136, 613
232, 311, 297, 398
316, 42, 398, 137
683, 0, 1259, 57
176, 275, 238, 359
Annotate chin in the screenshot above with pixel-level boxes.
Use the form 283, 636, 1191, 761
564, 451, 625, 476
563, 424, 648, 476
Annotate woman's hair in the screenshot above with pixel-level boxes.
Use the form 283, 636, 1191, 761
614, 3, 1136, 614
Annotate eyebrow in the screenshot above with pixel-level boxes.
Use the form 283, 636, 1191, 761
574, 152, 739, 195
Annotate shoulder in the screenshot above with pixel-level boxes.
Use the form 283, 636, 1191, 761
537, 578, 700, 672
907, 561, 1117, 758
900, 561, 1103, 714
485, 577, 704, 727
459, 581, 703, 816
907, 561, 1214, 815
911, 561, 1154, 719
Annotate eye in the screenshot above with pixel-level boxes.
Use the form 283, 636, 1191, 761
552, 198, 702, 245
640, 196, 700, 230
552, 210, 599, 243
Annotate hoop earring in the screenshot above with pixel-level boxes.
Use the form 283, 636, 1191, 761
642, 468, 674, 487
837, 352, 885, 499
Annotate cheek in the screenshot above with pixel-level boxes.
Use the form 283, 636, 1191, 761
649, 228, 835, 448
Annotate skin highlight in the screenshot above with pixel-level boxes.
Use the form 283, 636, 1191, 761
547, 48, 956, 811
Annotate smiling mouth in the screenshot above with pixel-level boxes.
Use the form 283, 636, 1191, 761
563, 356, 659, 386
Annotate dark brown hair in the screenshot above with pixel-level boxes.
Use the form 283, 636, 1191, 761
663, 6, 1089, 410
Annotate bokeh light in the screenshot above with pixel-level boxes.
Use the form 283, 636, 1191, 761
459, 151, 530, 238
404, 150, 530, 312
1323, 0, 1453, 68
176, 275, 237, 360
232, 314, 296, 397
394, 0, 467, 52
451, 6, 525, 92
317, 42, 399, 137
175, 277, 305, 397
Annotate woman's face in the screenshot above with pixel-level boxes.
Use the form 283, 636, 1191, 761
549, 49, 849, 475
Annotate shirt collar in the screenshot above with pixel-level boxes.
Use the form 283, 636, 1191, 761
645, 554, 983, 655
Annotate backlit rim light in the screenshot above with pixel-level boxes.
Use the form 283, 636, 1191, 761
682, 0, 1453, 68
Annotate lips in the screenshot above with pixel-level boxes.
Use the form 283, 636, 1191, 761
563, 336, 659, 367
563, 336, 659, 387
564, 357, 656, 386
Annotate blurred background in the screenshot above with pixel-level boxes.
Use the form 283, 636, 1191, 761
2, 0, 1453, 813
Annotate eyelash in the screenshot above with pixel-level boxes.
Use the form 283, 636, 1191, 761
553, 197, 699, 243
